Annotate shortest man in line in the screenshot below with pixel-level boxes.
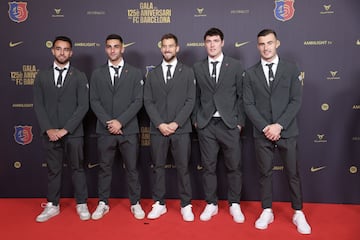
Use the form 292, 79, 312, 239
243, 29, 311, 234
33, 36, 90, 222
144, 33, 196, 221
90, 34, 145, 220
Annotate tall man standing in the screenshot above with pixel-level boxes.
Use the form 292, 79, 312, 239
144, 33, 196, 221
90, 34, 145, 220
243, 29, 311, 234
33, 36, 90, 222
193, 28, 246, 223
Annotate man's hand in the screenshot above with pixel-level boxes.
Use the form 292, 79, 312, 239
263, 123, 282, 141
158, 123, 175, 136
107, 119, 123, 135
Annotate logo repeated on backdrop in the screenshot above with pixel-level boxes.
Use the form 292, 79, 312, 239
310, 166, 327, 173
128, 2, 172, 24
234, 41, 250, 48
194, 7, 206, 17
356, 40, 360, 46
349, 166, 358, 174
52, 8, 64, 18
230, 8, 250, 15
304, 40, 333, 46
320, 5, 334, 15
274, 0, 295, 22
314, 134, 327, 143
14, 125, 33, 145
9, 41, 23, 48
10, 65, 38, 86
326, 71, 340, 80
8, 1, 29, 23
321, 103, 329, 111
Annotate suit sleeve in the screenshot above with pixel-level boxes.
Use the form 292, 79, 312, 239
33, 71, 52, 134
275, 67, 302, 129
144, 71, 164, 127
191, 65, 200, 125
90, 70, 113, 128
236, 64, 246, 127
173, 69, 196, 127
63, 71, 89, 134
243, 70, 269, 132
116, 68, 144, 127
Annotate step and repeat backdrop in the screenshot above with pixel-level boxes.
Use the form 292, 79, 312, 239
1, 0, 359, 204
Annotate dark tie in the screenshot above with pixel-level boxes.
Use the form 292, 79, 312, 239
266, 63, 274, 89
55, 67, 66, 88
211, 61, 219, 83
166, 64, 172, 83
111, 66, 121, 85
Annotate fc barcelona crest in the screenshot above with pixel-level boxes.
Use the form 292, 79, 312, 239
8, 1, 29, 23
274, 0, 295, 22
14, 125, 33, 145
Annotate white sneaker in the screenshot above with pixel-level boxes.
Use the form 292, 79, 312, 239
91, 201, 110, 220
293, 210, 311, 234
229, 203, 245, 223
76, 203, 90, 220
36, 202, 60, 222
147, 201, 167, 219
181, 204, 194, 222
255, 208, 274, 229
131, 202, 145, 220
200, 203, 218, 221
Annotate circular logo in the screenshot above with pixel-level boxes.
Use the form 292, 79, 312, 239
350, 166, 357, 174
14, 161, 22, 169
46, 41, 53, 48
321, 103, 329, 111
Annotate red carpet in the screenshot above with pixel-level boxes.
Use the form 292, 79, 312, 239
2, 198, 359, 240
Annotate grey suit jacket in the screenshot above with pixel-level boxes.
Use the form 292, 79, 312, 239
33, 66, 89, 137
90, 62, 143, 135
243, 59, 303, 138
144, 62, 195, 134
193, 56, 245, 129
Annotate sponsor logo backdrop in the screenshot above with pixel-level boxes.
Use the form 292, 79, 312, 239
1, 0, 359, 204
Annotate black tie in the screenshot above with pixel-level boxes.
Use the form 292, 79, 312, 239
111, 66, 121, 85
211, 61, 219, 83
166, 64, 172, 83
55, 67, 66, 88
266, 63, 274, 89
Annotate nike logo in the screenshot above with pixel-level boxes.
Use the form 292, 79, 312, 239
310, 166, 326, 172
9, 41, 24, 47
196, 165, 203, 170
235, 41, 249, 48
123, 42, 135, 48
88, 163, 99, 169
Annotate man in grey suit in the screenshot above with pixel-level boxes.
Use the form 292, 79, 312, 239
243, 29, 311, 234
33, 36, 90, 222
193, 28, 245, 223
144, 33, 196, 221
90, 34, 145, 220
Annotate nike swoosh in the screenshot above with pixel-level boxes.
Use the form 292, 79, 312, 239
196, 165, 203, 170
235, 41, 249, 48
310, 166, 326, 172
9, 41, 24, 47
123, 42, 135, 48
88, 163, 99, 169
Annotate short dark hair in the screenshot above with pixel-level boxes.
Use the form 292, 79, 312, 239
106, 34, 123, 44
204, 27, 224, 41
257, 29, 278, 39
161, 33, 178, 45
53, 36, 72, 48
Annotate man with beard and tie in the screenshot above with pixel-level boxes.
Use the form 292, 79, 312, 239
33, 36, 90, 222
90, 34, 145, 220
144, 33, 196, 221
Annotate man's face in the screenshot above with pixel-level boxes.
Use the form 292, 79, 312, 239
204, 35, 224, 59
257, 33, 280, 62
105, 39, 124, 64
52, 40, 72, 66
161, 38, 179, 62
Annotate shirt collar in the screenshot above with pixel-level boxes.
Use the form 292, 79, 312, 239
261, 55, 279, 67
54, 62, 70, 70
162, 58, 178, 68
108, 59, 124, 68
208, 53, 224, 64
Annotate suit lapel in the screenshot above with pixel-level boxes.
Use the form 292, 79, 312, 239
201, 58, 216, 89
215, 56, 230, 90
255, 62, 271, 94
165, 62, 182, 92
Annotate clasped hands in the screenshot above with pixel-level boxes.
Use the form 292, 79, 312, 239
46, 129, 68, 141
107, 119, 123, 135
263, 123, 282, 142
158, 122, 178, 136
